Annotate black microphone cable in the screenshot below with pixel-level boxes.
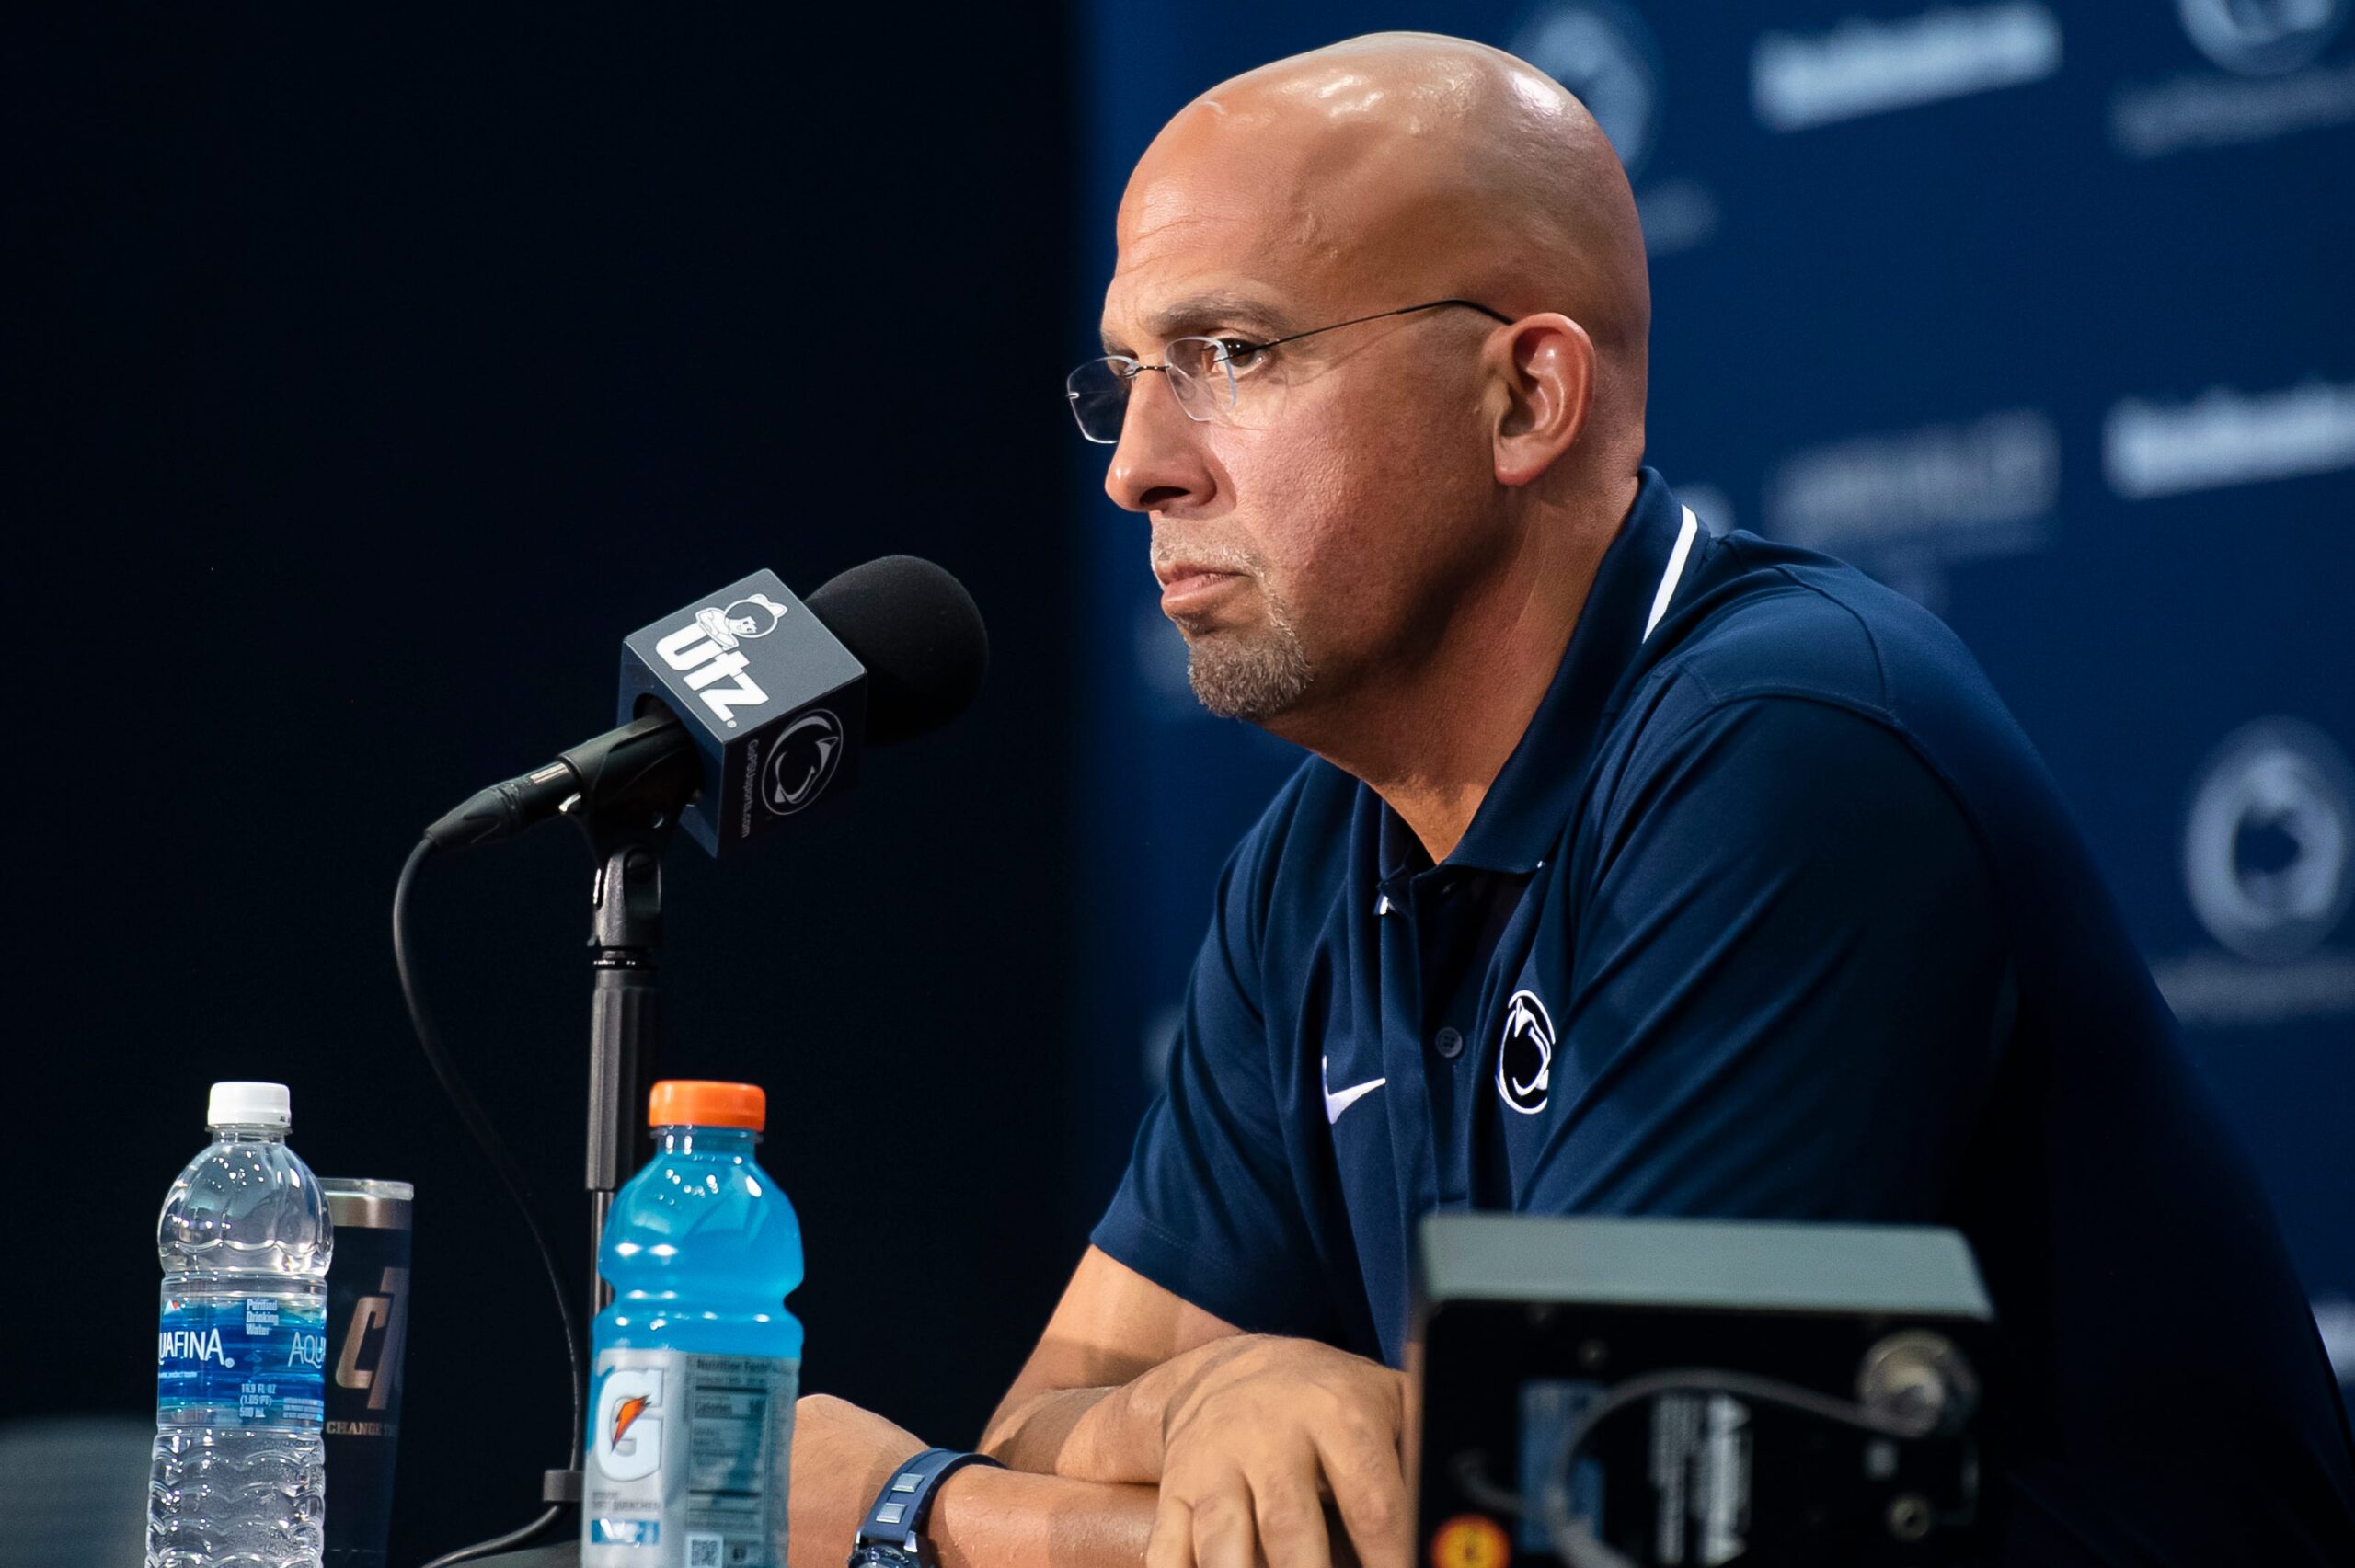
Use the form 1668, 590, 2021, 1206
393, 837, 587, 1567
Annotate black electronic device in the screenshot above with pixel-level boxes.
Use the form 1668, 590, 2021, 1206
1414, 1214, 1995, 1568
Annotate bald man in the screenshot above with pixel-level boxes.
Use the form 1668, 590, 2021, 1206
787, 32, 2355, 1568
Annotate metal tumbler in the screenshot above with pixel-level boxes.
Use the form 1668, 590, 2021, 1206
321, 1177, 414, 1568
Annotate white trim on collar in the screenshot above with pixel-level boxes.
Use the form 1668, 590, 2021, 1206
1643, 504, 1701, 643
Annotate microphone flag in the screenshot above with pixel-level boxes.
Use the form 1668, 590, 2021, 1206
617, 569, 867, 855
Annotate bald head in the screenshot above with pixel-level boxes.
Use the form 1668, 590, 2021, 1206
1097, 34, 1657, 753
1117, 30, 1650, 458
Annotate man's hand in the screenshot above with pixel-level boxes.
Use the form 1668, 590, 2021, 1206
985, 1249, 1414, 1566
787, 1393, 927, 1568
1145, 1334, 1409, 1568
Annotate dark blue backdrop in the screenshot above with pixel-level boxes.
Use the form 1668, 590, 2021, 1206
1066, 0, 2355, 1408
6, 9, 1083, 1557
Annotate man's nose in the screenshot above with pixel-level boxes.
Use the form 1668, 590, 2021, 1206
1104, 370, 1216, 515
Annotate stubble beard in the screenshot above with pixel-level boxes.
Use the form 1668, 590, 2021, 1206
1180, 587, 1315, 721
1151, 535, 1315, 721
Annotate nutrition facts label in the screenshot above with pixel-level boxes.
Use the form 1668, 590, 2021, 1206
584, 1348, 799, 1568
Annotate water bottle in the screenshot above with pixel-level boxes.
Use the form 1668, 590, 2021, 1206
584, 1081, 804, 1568
150, 1081, 334, 1567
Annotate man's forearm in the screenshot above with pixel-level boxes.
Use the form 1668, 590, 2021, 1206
982, 1383, 1126, 1474
983, 1337, 1251, 1482
926, 1465, 1157, 1568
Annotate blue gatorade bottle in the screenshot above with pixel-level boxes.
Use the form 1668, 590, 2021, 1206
583, 1081, 804, 1568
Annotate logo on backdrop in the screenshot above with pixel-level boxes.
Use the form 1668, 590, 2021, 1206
1497, 990, 1557, 1115
1509, 1, 1720, 256
2179, 0, 2347, 76
1511, 1, 1660, 177
655, 597, 787, 730
2111, 0, 2355, 156
2151, 716, 2355, 1028
2184, 717, 2355, 963
1750, 2, 2062, 132
2104, 377, 2355, 498
759, 709, 844, 816
594, 1368, 667, 1482
1762, 407, 2059, 608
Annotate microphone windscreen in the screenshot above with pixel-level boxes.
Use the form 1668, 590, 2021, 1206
806, 555, 989, 749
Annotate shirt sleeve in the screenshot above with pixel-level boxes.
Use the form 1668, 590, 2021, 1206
1524, 692, 2015, 1219
1090, 834, 1338, 1340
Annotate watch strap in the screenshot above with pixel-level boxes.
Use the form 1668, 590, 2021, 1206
851, 1446, 1004, 1564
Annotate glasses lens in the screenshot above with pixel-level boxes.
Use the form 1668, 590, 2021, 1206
1066, 357, 1135, 444
1164, 338, 1237, 421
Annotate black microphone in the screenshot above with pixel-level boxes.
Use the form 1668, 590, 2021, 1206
424, 555, 987, 854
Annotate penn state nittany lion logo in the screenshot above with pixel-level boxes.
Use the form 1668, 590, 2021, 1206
2183, 716, 2354, 962
1511, 1, 1663, 180
760, 708, 844, 817
694, 593, 789, 650
2177, 0, 2347, 77
1497, 989, 1556, 1116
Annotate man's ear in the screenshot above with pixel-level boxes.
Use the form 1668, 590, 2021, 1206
1489, 313, 1595, 487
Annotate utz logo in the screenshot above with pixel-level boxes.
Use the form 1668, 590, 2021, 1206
593, 1368, 667, 1482
656, 593, 790, 731
1497, 989, 1557, 1116
761, 709, 845, 817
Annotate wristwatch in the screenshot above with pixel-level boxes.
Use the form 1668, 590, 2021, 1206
844, 1446, 1003, 1568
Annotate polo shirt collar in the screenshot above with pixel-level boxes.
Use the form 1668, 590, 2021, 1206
1376, 466, 1701, 882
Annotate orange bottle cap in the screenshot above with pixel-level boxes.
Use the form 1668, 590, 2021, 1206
648, 1080, 766, 1132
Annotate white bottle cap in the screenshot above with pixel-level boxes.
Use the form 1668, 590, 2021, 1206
207, 1081, 292, 1128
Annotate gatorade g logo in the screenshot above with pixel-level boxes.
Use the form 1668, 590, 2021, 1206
655, 594, 789, 730
594, 1368, 667, 1482
761, 709, 844, 816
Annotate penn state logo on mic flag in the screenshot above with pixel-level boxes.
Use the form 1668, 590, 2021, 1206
1497, 989, 1555, 1115
761, 709, 844, 816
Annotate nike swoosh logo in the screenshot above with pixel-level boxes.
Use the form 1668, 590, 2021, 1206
1321, 1054, 1386, 1126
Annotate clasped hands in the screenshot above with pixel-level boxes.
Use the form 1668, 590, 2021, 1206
1084, 1332, 1411, 1568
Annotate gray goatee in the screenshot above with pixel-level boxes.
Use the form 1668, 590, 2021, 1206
1180, 589, 1314, 721
1151, 537, 1315, 721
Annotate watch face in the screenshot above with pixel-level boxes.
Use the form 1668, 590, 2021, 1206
846, 1546, 921, 1568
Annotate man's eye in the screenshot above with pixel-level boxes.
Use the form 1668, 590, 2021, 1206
1217, 339, 1270, 371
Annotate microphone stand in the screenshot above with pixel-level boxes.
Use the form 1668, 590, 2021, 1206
542, 798, 680, 1514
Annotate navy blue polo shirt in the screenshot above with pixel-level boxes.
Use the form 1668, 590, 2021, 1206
1093, 468, 2355, 1562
